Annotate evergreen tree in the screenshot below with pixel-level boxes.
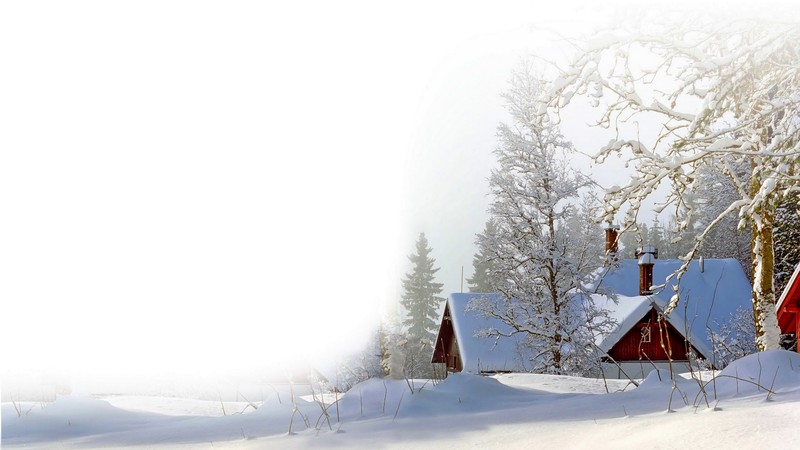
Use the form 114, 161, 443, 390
693, 161, 753, 281
563, 195, 604, 269
664, 214, 696, 262
619, 222, 647, 259
400, 232, 444, 378
467, 219, 499, 293
647, 217, 667, 257
774, 193, 800, 295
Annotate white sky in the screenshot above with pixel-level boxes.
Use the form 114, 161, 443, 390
0, 0, 585, 383
1, 0, 791, 386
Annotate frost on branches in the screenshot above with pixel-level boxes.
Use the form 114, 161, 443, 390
542, 17, 800, 351
708, 306, 757, 369
692, 162, 754, 280
468, 64, 614, 376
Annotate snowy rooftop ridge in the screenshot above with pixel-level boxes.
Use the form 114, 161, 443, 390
437, 258, 752, 374
593, 258, 753, 361
442, 293, 529, 373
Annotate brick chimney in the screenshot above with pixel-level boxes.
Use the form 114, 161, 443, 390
604, 224, 620, 264
637, 245, 657, 295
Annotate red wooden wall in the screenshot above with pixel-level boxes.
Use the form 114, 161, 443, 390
432, 304, 463, 372
608, 308, 699, 361
778, 276, 800, 352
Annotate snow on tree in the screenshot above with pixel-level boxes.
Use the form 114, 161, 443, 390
469, 63, 614, 376
646, 217, 668, 257
692, 161, 753, 280
379, 313, 406, 380
541, 15, 800, 351
333, 327, 385, 391
563, 194, 605, 269
615, 216, 694, 260
708, 306, 757, 369
618, 222, 646, 259
773, 192, 800, 295
660, 215, 693, 260
400, 232, 444, 378
467, 219, 500, 293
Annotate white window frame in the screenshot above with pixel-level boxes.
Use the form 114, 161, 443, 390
641, 325, 652, 343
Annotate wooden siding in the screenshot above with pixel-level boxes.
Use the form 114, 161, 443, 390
431, 304, 463, 372
608, 307, 701, 361
778, 272, 800, 352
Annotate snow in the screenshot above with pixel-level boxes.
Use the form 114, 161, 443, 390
437, 259, 751, 376
441, 293, 529, 373
5, 350, 800, 449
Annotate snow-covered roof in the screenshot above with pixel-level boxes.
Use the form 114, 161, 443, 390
437, 258, 751, 373
443, 293, 529, 373
593, 258, 752, 360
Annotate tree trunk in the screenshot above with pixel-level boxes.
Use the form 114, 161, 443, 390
751, 199, 780, 351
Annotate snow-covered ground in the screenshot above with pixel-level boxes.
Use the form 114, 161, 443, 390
4, 351, 800, 449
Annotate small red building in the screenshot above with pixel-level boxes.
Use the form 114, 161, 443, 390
431, 293, 530, 374
777, 264, 800, 351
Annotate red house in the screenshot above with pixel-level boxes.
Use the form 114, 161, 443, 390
592, 241, 752, 378
777, 264, 800, 351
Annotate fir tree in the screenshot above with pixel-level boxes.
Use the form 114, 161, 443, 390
693, 161, 753, 281
400, 232, 444, 378
619, 223, 647, 259
646, 217, 667, 257
467, 220, 499, 293
774, 193, 800, 295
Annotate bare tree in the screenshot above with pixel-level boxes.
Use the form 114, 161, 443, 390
469, 63, 613, 375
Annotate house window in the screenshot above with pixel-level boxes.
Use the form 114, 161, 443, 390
641, 325, 652, 343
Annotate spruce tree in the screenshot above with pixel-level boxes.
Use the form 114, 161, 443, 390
619, 223, 648, 259
647, 217, 667, 257
400, 232, 444, 377
467, 220, 499, 293
693, 161, 753, 281
774, 193, 800, 295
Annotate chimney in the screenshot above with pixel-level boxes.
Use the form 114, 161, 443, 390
635, 245, 658, 260
637, 245, 657, 295
604, 224, 620, 264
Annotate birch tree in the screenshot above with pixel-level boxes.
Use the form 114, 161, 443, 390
469, 64, 612, 375
541, 16, 800, 351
